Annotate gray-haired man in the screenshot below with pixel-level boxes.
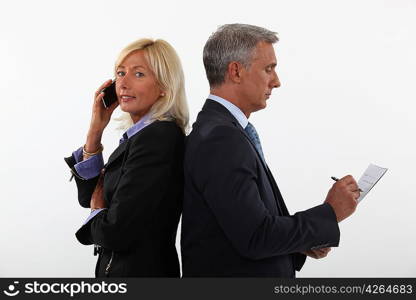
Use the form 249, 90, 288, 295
181, 24, 359, 277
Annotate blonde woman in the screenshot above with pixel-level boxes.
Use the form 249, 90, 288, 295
65, 38, 189, 277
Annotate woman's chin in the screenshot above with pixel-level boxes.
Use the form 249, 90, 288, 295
119, 103, 131, 113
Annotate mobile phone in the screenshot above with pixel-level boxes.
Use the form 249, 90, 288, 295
101, 81, 118, 108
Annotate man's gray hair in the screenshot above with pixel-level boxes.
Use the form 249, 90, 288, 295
203, 23, 278, 88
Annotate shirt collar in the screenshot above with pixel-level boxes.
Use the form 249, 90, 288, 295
208, 94, 249, 129
125, 112, 154, 139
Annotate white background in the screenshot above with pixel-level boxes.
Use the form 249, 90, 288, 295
1, 0, 415, 277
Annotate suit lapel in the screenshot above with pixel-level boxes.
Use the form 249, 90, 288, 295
238, 129, 286, 216
202, 100, 287, 216
104, 119, 158, 169
240, 129, 268, 169
105, 140, 129, 169
265, 165, 290, 215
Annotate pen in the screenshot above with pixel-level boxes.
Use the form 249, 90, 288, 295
331, 176, 363, 192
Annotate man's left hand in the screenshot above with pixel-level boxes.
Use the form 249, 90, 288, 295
302, 247, 332, 259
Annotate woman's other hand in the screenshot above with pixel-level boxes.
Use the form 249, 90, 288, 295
90, 170, 106, 209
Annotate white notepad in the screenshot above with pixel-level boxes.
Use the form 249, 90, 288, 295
357, 163, 388, 202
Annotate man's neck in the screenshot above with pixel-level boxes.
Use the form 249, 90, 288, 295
210, 88, 251, 118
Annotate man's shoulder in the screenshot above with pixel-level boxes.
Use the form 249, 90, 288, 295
189, 111, 242, 142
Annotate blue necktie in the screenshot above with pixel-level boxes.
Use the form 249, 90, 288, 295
244, 122, 266, 162
119, 132, 128, 145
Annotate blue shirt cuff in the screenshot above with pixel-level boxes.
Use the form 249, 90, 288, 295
72, 147, 83, 164
72, 147, 104, 180
83, 208, 107, 225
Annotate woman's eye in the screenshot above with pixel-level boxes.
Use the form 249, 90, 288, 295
135, 72, 144, 78
116, 71, 125, 77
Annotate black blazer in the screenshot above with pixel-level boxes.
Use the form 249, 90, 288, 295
181, 100, 340, 277
65, 120, 184, 277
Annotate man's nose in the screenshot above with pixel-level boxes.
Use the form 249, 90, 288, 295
272, 72, 281, 89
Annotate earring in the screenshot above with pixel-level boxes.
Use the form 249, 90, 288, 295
160, 92, 165, 97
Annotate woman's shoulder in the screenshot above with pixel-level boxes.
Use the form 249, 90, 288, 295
149, 120, 183, 133
130, 120, 184, 145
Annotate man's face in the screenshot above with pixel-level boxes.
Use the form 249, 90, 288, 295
239, 41, 280, 114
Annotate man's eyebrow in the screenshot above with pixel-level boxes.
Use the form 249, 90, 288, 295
267, 63, 277, 68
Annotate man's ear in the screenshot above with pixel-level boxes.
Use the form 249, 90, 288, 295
227, 61, 244, 84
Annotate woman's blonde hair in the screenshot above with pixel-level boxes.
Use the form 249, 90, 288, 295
114, 38, 189, 134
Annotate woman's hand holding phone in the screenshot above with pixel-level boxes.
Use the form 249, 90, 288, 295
84, 79, 119, 154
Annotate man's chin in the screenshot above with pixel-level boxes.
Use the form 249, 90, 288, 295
251, 103, 267, 114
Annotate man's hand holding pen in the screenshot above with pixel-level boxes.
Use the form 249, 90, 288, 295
324, 175, 360, 223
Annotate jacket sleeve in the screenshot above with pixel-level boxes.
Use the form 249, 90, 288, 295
64, 150, 100, 208
75, 124, 182, 251
190, 125, 340, 260
293, 253, 307, 271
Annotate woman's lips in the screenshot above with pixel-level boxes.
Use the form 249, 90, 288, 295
120, 95, 136, 102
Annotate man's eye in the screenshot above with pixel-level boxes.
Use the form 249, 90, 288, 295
135, 72, 144, 78
116, 71, 125, 77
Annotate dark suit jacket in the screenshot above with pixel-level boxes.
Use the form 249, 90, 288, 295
181, 100, 340, 277
65, 120, 184, 277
